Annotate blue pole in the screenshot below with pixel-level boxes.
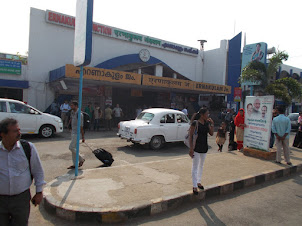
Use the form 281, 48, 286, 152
75, 66, 84, 176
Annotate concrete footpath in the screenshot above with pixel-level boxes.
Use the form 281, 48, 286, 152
43, 140, 302, 224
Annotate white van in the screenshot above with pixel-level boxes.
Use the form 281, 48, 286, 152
0, 98, 63, 138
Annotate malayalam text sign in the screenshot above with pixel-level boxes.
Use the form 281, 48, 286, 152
65, 64, 142, 85
244, 96, 274, 151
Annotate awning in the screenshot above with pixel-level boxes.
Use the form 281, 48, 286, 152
0, 79, 29, 89
49, 64, 231, 94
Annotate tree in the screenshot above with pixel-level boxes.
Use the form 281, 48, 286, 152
240, 50, 302, 106
15, 52, 28, 65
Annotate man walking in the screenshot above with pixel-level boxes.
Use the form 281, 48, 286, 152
272, 106, 292, 165
0, 118, 45, 225
68, 101, 85, 169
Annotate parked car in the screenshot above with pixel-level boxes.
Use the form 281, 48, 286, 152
0, 98, 63, 138
288, 113, 299, 130
117, 108, 190, 150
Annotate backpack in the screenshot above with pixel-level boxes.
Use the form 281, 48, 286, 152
20, 139, 33, 180
184, 121, 199, 148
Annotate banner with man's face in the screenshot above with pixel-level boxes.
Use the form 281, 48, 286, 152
244, 96, 274, 151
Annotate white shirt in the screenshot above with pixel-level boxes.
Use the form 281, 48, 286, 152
0, 141, 46, 195
60, 103, 70, 113
181, 108, 188, 116
113, 107, 122, 117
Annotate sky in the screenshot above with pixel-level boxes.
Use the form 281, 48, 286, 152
1, 0, 301, 68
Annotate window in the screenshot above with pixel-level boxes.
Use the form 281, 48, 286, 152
137, 112, 154, 122
176, 114, 189, 123
160, 114, 175, 123
0, 102, 7, 112
9, 102, 31, 114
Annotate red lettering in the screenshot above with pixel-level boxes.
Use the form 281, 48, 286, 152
107, 27, 112, 35
67, 17, 71, 26
60, 15, 64, 24
54, 13, 59, 22
48, 12, 53, 21
93, 24, 99, 32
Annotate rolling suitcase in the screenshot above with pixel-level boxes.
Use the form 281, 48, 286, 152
84, 143, 114, 167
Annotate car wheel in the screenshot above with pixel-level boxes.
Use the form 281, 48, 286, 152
149, 136, 164, 150
39, 125, 54, 138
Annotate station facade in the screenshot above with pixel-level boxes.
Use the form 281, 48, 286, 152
1, 7, 237, 118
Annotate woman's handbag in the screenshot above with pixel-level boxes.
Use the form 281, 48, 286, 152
184, 121, 199, 148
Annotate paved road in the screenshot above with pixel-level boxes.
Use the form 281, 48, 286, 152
128, 173, 302, 226
25, 130, 299, 225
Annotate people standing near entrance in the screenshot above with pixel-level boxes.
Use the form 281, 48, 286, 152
93, 104, 102, 131
105, 105, 113, 131
234, 108, 246, 151
272, 106, 292, 165
189, 107, 214, 195
85, 102, 94, 131
68, 101, 85, 169
181, 106, 188, 116
0, 118, 46, 225
60, 100, 71, 129
50, 101, 59, 116
228, 114, 237, 151
113, 104, 123, 127
216, 122, 227, 152
270, 108, 279, 148
136, 106, 142, 118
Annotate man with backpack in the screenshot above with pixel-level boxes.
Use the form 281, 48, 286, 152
0, 118, 45, 225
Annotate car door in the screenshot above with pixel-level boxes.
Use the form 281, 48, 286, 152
8, 101, 38, 133
159, 113, 178, 141
0, 100, 10, 122
176, 114, 190, 141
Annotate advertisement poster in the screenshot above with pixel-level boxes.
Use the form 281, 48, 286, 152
241, 42, 267, 86
234, 87, 242, 102
244, 96, 274, 151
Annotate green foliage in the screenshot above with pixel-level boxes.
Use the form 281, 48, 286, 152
15, 52, 28, 65
267, 51, 288, 78
240, 61, 267, 86
266, 77, 302, 105
239, 50, 301, 105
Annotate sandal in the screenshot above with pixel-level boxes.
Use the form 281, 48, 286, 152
67, 165, 75, 169
197, 184, 204, 190
193, 187, 198, 195
79, 159, 85, 167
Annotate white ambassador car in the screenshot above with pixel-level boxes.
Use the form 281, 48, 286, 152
0, 98, 63, 138
117, 108, 190, 150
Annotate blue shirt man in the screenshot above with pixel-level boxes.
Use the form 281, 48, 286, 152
271, 106, 292, 165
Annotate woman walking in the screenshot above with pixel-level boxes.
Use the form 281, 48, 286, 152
234, 108, 246, 151
189, 107, 214, 195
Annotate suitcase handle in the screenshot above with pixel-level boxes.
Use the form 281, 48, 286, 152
83, 142, 95, 152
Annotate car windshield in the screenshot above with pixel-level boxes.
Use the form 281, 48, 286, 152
288, 114, 299, 121
136, 112, 154, 122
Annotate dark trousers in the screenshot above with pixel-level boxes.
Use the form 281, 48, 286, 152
270, 131, 275, 148
0, 189, 31, 226
105, 119, 112, 130
114, 117, 121, 127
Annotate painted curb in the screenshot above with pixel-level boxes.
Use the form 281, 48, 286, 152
43, 163, 302, 223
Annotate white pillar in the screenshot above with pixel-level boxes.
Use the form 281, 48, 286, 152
155, 64, 163, 77
173, 73, 177, 79
138, 68, 142, 74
